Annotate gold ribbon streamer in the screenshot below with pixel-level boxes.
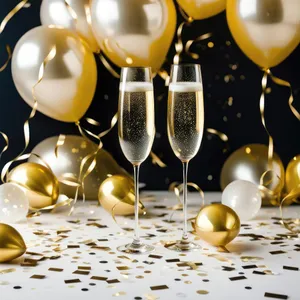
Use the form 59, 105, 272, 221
0, 132, 9, 161
0, 45, 11, 72
54, 134, 66, 158
185, 33, 213, 60
150, 151, 167, 168
64, 0, 78, 25
260, 69, 274, 169
206, 128, 228, 142
0, 0, 29, 34
98, 52, 120, 78
280, 185, 300, 234
1, 46, 57, 183
266, 69, 300, 121
69, 114, 118, 214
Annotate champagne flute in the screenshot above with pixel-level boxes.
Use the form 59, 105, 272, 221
117, 67, 155, 254
167, 64, 204, 252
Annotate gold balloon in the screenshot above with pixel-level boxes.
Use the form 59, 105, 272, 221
98, 175, 144, 216
227, 0, 300, 68
29, 135, 128, 200
0, 223, 26, 263
194, 204, 240, 246
221, 144, 285, 206
11, 26, 97, 123
90, 0, 176, 72
40, 0, 99, 53
285, 155, 300, 194
8, 163, 59, 210
177, 0, 226, 20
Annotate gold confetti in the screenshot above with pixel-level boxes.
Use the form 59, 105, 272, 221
0, 268, 16, 274
197, 290, 209, 295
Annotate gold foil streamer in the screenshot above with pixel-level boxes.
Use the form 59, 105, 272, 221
98, 53, 120, 78
280, 185, 300, 234
157, 69, 170, 86
0, 132, 9, 161
185, 33, 213, 60
267, 69, 300, 120
0, 45, 11, 72
0, 0, 29, 34
150, 152, 166, 168
1, 46, 57, 182
70, 113, 118, 214
207, 128, 228, 142
64, 0, 78, 24
260, 69, 274, 168
54, 134, 66, 158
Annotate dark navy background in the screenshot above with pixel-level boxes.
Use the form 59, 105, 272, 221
0, 1, 299, 190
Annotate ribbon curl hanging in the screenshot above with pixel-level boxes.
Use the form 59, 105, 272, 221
1, 46, 57, 183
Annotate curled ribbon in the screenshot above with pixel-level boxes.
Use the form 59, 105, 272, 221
150, 151, 167, 168
260, 69, 274, 169
0, 45, 11, 72
207, 128, 228, 142
1, 46, 57, 183
0, 0, 29, 34
185, 33, 213, 60
98, 52, 120, 78
0, 132, 9, 162
280, 185, 300, 234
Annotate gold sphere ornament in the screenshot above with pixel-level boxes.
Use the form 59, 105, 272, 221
8, 163, 59, 210
221, 144, 285, 206
0, 223, 26, 263
194, 204, 240, 247
285, 155, 300, 194
29, 135, 127, 200
98, 175, 144, 216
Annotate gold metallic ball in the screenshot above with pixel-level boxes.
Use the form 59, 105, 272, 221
98, 175, 144, 216
195, 204, 240, 246
221, 144, 285, 206
0, 223, 26, 263
285, 155, 300, 194
8, 162, 59, 209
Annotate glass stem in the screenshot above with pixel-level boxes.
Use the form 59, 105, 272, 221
182, 161, 189, 241
133, 164, 141, 245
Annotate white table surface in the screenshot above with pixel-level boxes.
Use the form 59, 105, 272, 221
0, 192, 299, 300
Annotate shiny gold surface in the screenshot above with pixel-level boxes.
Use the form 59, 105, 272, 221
285, 155, 300, 194
98, 175, 143, 216
227, 0, 300, 68
221, 144, 285, 206
177, 0, 226, 20
40, 0, 99, 52
29, 135, 127, 200
90, 0, 176, 72
0, 223, 26, 263
11, 26, 97, 123
195, 204, 240, 246
8, 162, 59, 209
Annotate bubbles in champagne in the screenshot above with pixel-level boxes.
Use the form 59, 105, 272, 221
119, 82, 155, 165
168, 82, 204, 162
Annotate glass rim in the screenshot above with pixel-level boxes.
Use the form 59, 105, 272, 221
121, 66, 152, 71
171, 63, 201, 68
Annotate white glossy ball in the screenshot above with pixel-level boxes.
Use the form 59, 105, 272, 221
222, 180, 262, 221
0, 183, 29, 223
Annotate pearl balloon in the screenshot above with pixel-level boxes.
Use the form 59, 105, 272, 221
0, 183, 29, 223
222, 180, 262, 221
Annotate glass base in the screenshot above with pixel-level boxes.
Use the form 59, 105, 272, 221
117, 240, 155, 254
167, 239, 201, 252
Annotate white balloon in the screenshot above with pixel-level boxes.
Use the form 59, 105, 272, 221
0, 183, 29, 223
222, 180, 262, 221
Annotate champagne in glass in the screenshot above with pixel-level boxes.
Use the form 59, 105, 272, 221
118, 67, 155, 254
167, 64, 204, 252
